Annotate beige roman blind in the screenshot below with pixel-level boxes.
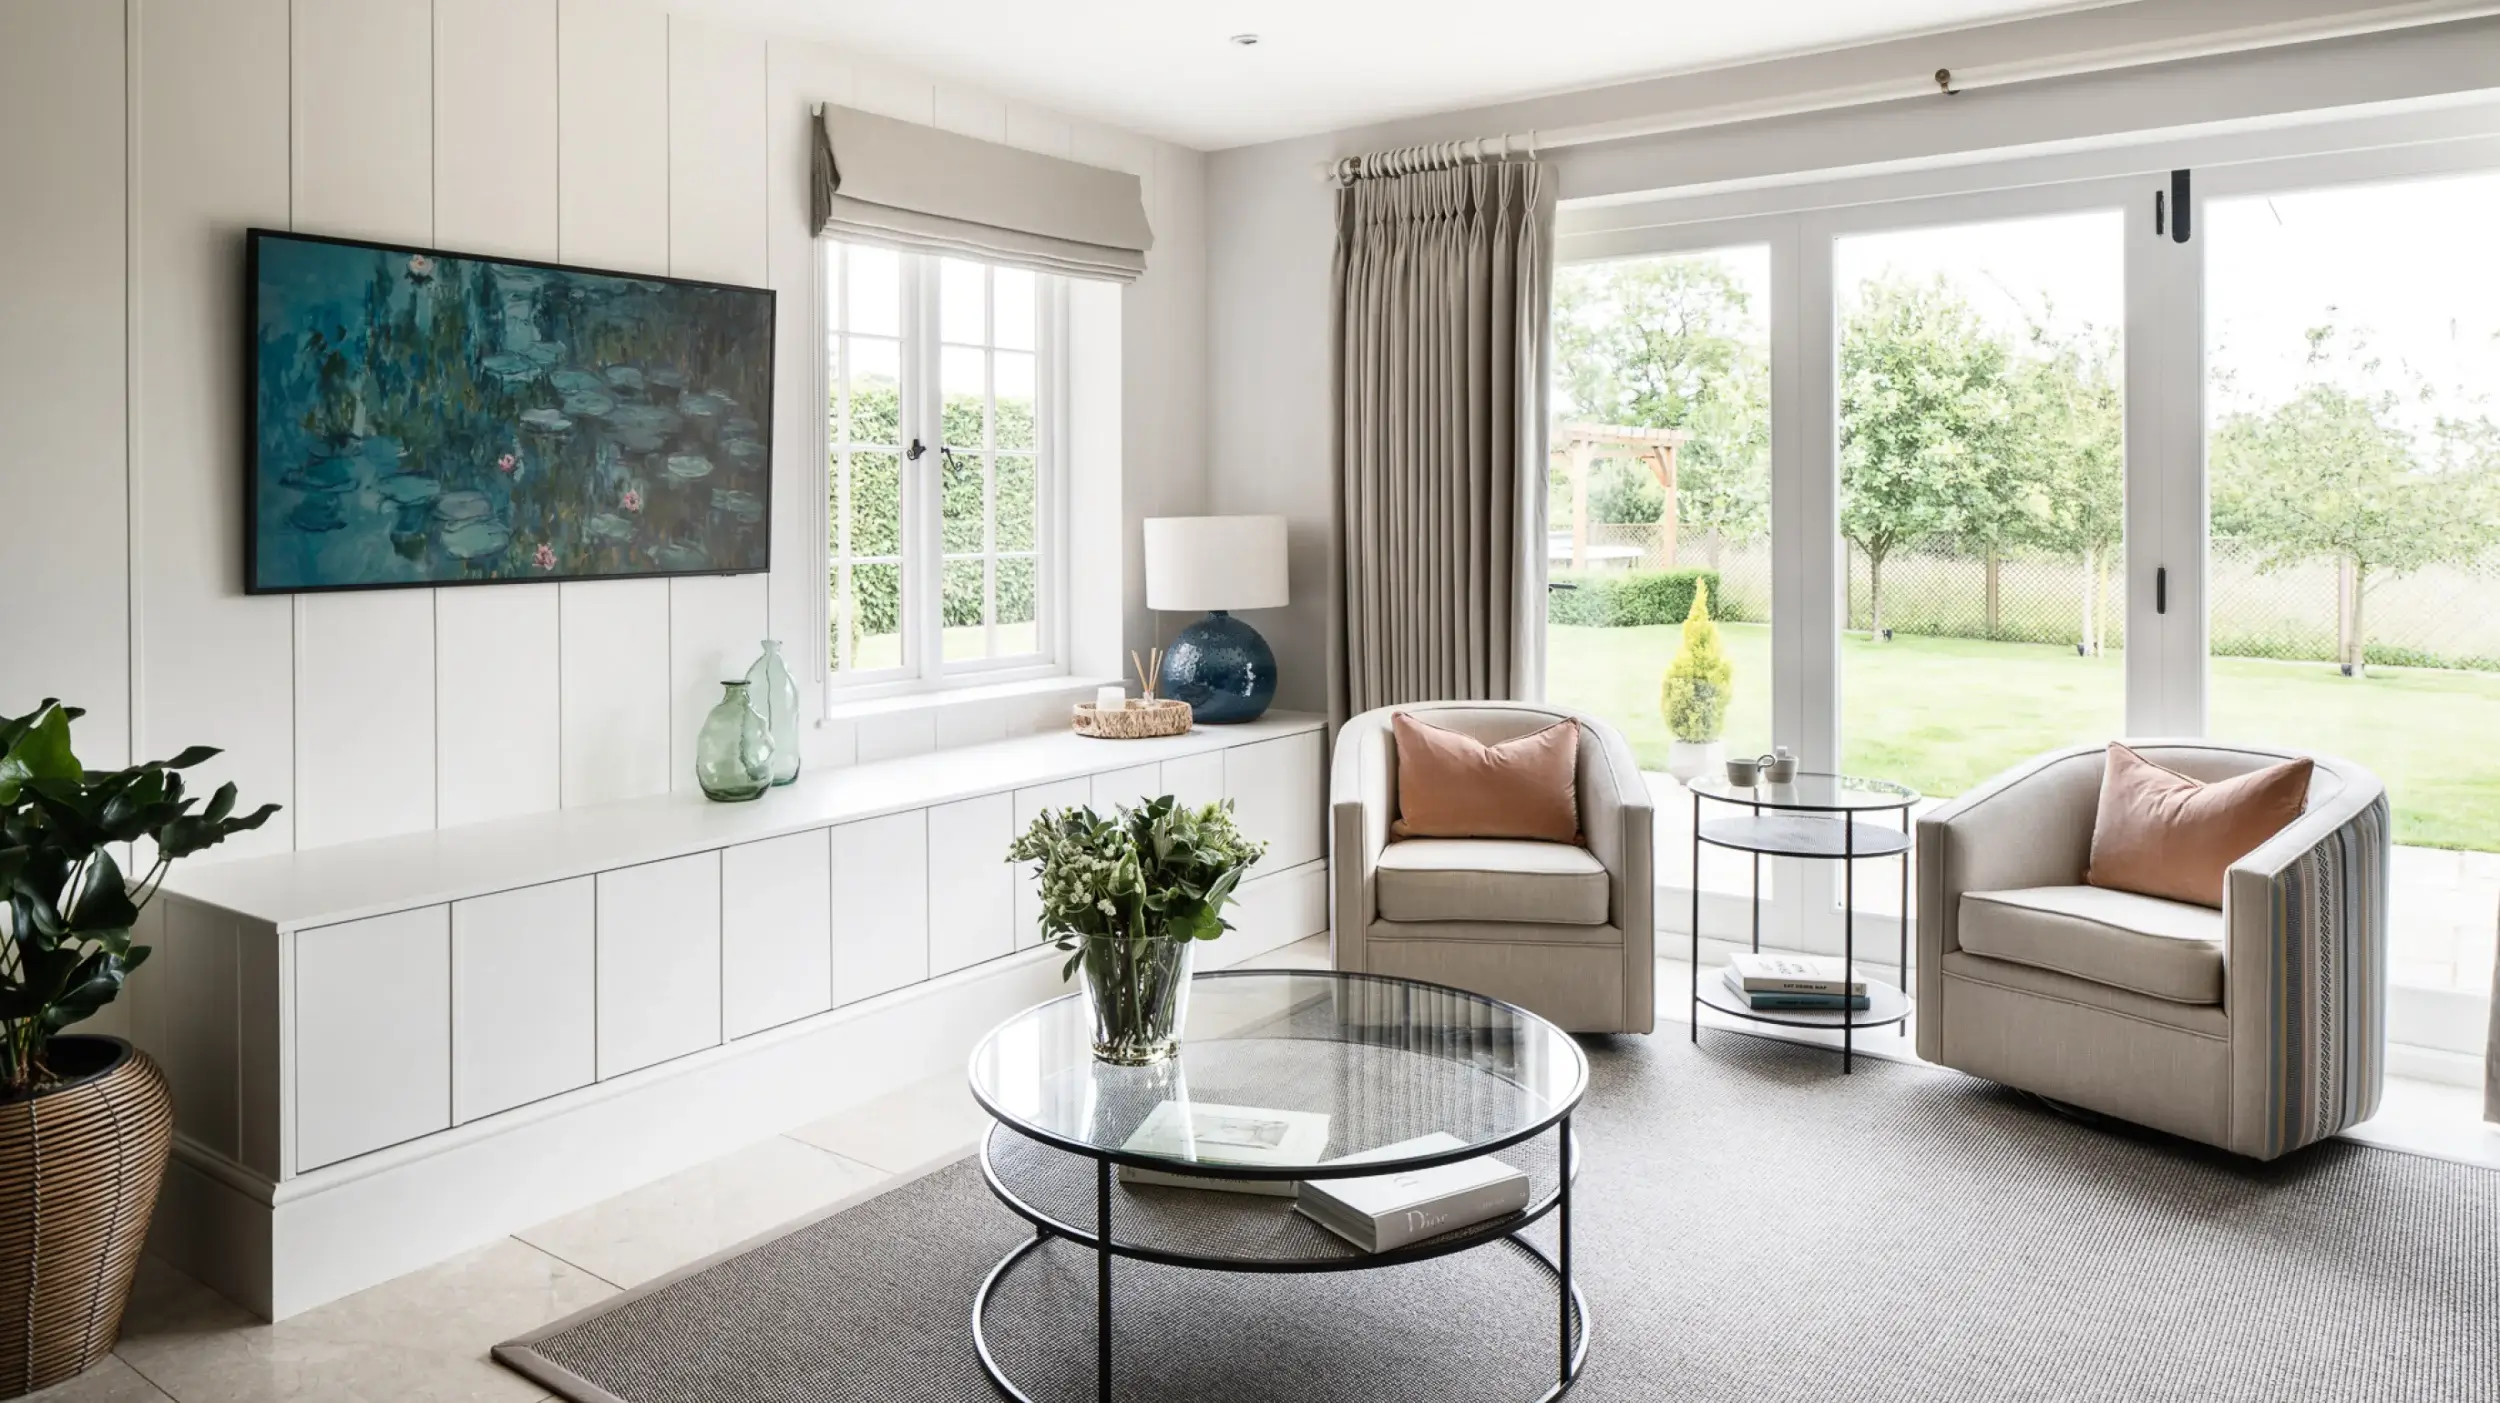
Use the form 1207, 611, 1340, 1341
810, 104, 1154, 282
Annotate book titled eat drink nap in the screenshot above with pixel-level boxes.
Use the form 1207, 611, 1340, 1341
1116, 1101, 1332, 1197
1295, 1133, 1530, 1253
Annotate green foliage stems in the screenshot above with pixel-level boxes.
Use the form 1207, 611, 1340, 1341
1661, 581, 1734, 743
0, 701, 280, 1093
1546, 568, 1727, 628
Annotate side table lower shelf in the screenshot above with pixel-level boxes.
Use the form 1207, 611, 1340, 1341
1694, 975, 1910, 1033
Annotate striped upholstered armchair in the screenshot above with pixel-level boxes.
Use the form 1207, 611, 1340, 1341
1916, 741, 2387, 1161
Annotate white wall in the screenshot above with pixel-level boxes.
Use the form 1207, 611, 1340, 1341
1201, 7, 2500, 715
0, 0, 1206, 856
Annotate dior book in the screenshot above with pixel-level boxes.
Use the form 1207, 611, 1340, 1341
1294, 1133, 1530, 1253
1116, 1101, 1332, 1197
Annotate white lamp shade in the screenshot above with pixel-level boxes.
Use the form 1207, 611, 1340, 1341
1143, 515, 1289, 612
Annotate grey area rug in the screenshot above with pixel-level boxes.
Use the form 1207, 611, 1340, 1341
498, 1034, 2500, 1402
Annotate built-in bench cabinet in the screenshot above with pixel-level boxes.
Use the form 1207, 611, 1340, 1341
132, 713, 1327, 1318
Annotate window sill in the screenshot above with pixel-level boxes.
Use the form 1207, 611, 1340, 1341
818, 672, 1116, 727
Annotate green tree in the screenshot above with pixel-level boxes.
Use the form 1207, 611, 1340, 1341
2212, 376, 2492, 676
1552, 258, 1770, 551
1661, 580, 1733, 743
2008, 319, 2124, 652
1838, 277, 2015, 634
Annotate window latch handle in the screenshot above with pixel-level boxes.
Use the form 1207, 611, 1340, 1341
906, 438, 928, 462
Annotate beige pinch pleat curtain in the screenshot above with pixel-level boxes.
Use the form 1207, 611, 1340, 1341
1327, 158, 1555, 731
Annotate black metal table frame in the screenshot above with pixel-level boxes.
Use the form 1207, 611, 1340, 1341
1688, 782, 1915, 1072
966, 971, 1590, 1403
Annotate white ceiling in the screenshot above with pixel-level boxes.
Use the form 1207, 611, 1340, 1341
667, 0, 2109, 150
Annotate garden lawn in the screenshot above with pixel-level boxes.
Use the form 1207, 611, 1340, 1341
1547, 622, 2500, 851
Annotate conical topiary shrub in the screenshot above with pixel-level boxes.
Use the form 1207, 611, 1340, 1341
1661, 579, 1733, 745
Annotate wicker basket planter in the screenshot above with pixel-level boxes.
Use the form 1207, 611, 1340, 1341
0, 1037, 173, 1398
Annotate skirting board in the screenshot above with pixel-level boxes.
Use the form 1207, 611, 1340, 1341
146, 859, 1327, 1320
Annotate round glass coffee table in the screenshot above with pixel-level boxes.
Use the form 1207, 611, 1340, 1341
966, 969, 1589, 1403
1687, 772, 1920, 1072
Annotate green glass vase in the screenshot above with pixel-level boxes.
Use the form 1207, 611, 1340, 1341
744, 640, 802, 786
695, 680, 773, 803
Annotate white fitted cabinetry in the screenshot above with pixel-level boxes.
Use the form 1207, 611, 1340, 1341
153, 713, 1325, 1319
928, 794, 1015, 976
722, 830, 835, 1039
452, 878, 595, 1125
832, 810, 930, 1002
295, 907, 451, 1172
596, 853, 724, 1079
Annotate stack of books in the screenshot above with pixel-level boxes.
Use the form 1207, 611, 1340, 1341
1721, 951, 1870, 1011
1295, 1133, 1530, 1253
1116, 1101, 1332, 1197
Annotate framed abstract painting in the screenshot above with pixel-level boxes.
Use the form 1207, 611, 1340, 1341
245, 229, 776, 593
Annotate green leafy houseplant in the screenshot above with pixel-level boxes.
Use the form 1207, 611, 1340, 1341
1661, 579, 1734, 744
0, 700, 278, 1094
1006, 797, 1265, 1064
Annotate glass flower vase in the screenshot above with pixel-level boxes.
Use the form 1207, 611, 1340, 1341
695, 680, 774, 803
1079, 935, 1195, 1065
744, 640, 802, 786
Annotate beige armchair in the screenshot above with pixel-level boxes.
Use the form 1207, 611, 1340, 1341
1330, 701, 1654, 1034
1916, 740, 2387, 1160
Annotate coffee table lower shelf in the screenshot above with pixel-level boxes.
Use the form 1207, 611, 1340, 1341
972, 1121, 1590, 1402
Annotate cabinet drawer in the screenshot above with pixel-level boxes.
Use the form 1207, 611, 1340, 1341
832, 810, 929, 1004
595, 853, 723, 1079
297, 906, 450, 1170
928, 794, 1014, 976
1225, 731, 1324, 871
452, 878, 594, 1124
723, 829, 834, 1039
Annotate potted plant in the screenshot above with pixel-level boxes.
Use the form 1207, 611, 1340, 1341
1006, 797, 1265, 1064
1661, 579, 1734, 781
0, 700, 276, 1396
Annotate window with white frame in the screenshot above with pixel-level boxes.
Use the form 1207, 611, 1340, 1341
825, 241, 1062, 689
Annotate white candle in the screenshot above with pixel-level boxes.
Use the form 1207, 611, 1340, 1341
1095, 684, 1127, 712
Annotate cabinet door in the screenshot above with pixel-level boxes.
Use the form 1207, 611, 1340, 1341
723, 829, 835, 1039
832, 810, 929, 1004
927, 794, 1014, 976
296, 906, 450, 1171
1225, 730, 1324, 870
1162, 750, 1226, 811
452, 878, 594, 1125
1012, 778, 1090, 949
595, 853, 723, 1079
1089, 762, 1163, 814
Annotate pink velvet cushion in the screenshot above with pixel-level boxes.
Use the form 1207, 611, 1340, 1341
1390, 712, 1582, 844
2085, 742, 2312, 909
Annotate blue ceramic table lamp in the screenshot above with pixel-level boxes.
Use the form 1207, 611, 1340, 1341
1144, 515, 1289, 723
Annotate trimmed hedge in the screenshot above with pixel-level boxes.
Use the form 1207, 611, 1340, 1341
1548, 568, 1723, 628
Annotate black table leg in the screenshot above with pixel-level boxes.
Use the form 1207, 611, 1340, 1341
1900, 808, 1911, 1038
1689, 790, 1701, 1045
1749, 798, 1762, 953
1843, 818, 1856, 1075
1557, 1115, 1574, 1385
1097, 1156, 1112, 1403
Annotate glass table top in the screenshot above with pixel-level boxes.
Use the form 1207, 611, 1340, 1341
1687, 771, 1920, 812
967, 971, 1587, 1178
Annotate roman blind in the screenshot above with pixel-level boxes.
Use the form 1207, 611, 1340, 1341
810, 104, 1154, 282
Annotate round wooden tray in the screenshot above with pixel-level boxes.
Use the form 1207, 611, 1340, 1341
1072, 698, 1193, 739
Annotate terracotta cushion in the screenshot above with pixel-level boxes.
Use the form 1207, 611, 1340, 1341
1389, 711, 1581, 844
2085, 742, 2311, 908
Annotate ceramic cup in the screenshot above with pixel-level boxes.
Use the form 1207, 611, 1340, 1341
1765, 749, 1798, 784
1725, 756, 1765, 786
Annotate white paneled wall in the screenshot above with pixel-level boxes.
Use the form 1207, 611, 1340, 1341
1, 0, 1209, 857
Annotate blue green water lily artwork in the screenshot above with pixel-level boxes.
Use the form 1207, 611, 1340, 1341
247, 230, 774, 593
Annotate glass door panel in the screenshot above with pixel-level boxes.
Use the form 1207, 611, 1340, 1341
1835, 211, 2128, 806
2205, 172, 2500, 1009
1546, 245, 1774, 902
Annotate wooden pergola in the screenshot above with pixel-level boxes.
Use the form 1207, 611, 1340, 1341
1552, 422, 1691, 570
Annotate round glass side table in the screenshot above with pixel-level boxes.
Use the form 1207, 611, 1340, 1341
1686, 772, 1919, 1072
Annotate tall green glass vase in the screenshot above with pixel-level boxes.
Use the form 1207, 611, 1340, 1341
744, 640, 802, 786
695, 680, 773, 803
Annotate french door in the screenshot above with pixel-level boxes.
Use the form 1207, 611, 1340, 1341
1554, 128, 2500, 1051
